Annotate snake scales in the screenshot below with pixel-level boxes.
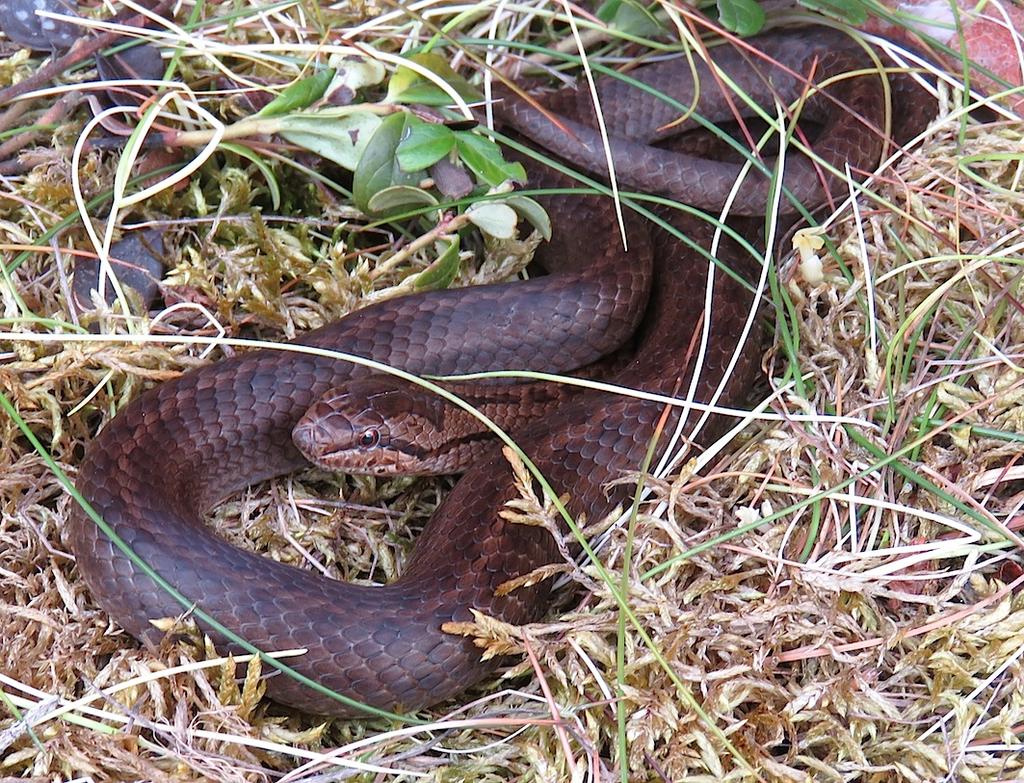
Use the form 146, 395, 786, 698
69, 28, 934, 716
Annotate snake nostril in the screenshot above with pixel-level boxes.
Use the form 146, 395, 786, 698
293, 411, 355, 461
293, 419, 330, 457
292, 421, 313, 455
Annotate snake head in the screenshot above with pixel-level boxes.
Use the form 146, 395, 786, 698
292, 377, 453, 476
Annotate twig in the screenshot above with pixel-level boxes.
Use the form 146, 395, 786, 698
0, 90, 81, 163
0, 0, 174, 122
370, 210, 470, 281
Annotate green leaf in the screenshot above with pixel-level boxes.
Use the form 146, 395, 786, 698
396, 121, 455, 172
278, 110, 382, 171
386, 52, 482, 105
366, 185, 438, 216
455, 132, 526, 187
258, 69, 335, 117
505, 196, 551, 241
799, 0, 868, 24
595, 0, 622, 22
385, 83, 446, 106
326, 52, 387, 93
414, 238, 461, 290
220, 142, 281, 210
598, 0, 661, 37
466, 202, 518, 239
352, 112, 423, 214
716, 0, 765, 36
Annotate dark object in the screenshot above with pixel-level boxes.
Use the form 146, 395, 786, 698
443, 118, 478, 131
95, 37, 164, 107
429, 157, 473, 200
1, 0, 79, 51
71, 228, 165, 313
0, 0, 174, 114
68, 30, 938, 717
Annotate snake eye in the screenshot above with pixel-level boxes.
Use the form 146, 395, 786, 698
357, 428, 380, 449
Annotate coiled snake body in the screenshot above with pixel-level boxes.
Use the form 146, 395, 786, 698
69, 30, 934, 715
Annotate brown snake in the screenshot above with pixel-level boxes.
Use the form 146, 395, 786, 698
69, 29, 934, 716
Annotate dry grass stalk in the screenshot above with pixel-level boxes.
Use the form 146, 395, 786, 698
1, 2, 1024, 781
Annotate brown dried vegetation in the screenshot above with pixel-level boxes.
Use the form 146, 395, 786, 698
2, 3, 1024, 782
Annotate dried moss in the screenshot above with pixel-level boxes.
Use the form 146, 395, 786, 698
2, 5, 1024, 782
